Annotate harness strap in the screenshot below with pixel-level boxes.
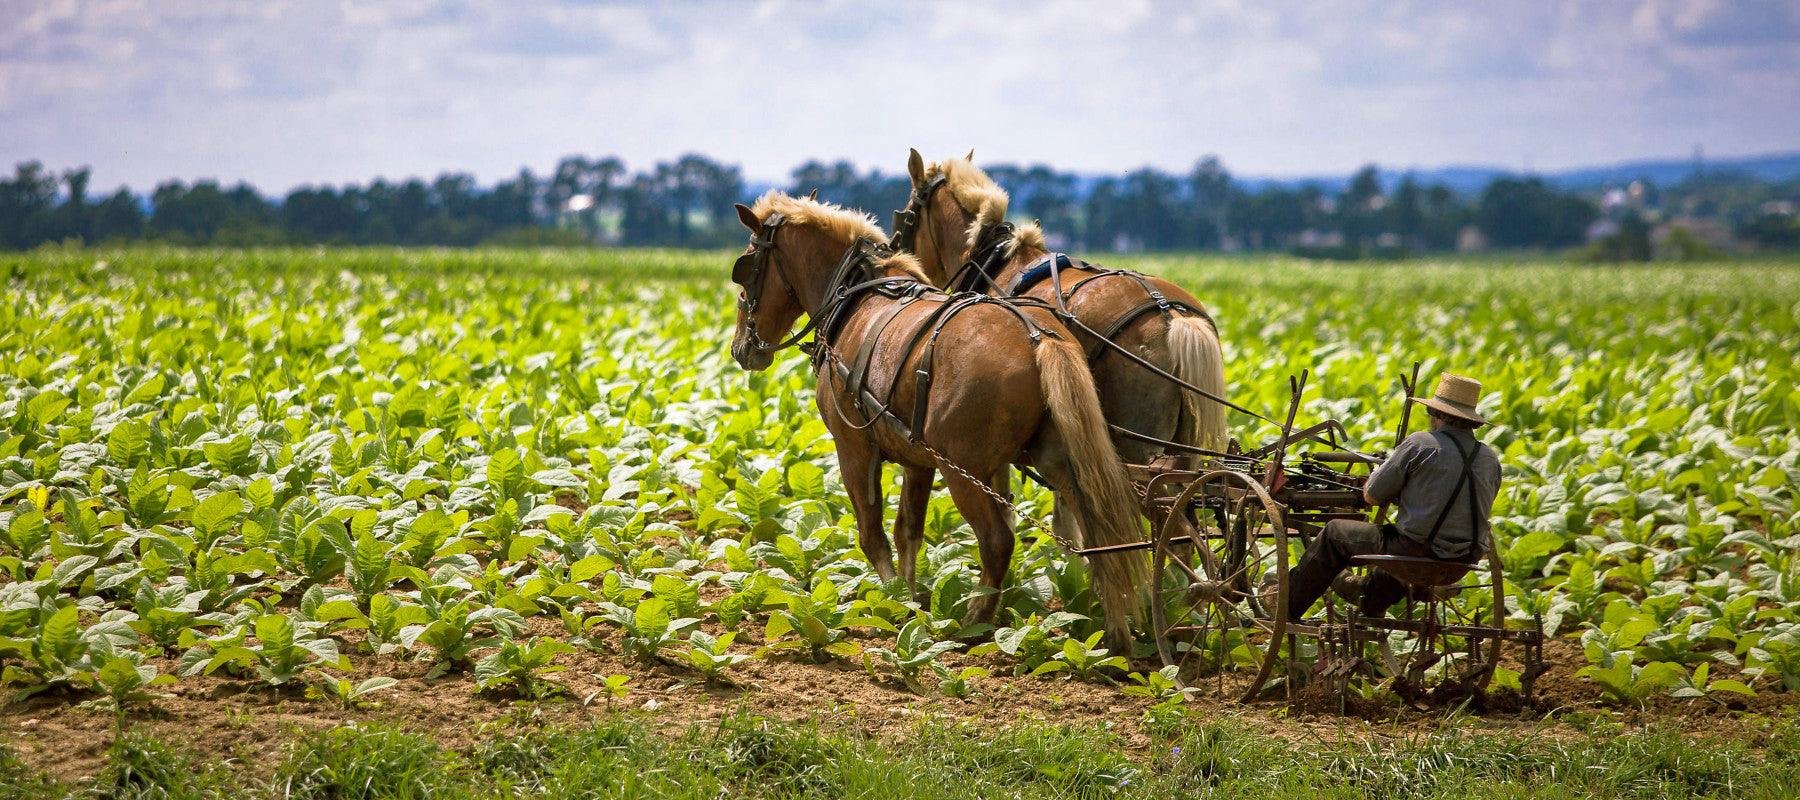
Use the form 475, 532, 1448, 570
1029, 255, 1261, 422
824, 292, 951, 439
1087, 297, 1211, 359
1422, 433, 1486, 561
824, 291, 1053, 446
1005, 252, 1084, 295
891, 176, 946, 254
908, 294, 988, 439
845, 293, 922, 405
948, 223, 1015, 294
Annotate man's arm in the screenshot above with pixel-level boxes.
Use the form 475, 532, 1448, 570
1363, 434, 1422, 505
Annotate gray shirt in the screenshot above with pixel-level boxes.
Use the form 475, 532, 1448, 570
1364, 428, 1501, 560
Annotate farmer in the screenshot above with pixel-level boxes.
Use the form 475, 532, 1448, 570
1282, 373, 1501, 620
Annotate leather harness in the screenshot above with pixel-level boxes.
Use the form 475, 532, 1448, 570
733, 217, 1061, 448
940, 222, 1272, 432
886, 182, 1339, 459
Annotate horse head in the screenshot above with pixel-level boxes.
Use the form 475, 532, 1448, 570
901, 149, 1021, 285
728, 201, 800, 371
727, 192, 919, 371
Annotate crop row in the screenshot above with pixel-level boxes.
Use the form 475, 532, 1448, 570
1, 249, 1798, 710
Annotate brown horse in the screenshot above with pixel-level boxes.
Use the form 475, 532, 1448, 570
727, 191, 1147, 647
893, 151, 1229, 466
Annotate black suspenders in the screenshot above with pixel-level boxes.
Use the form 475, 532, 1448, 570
1422, 433, 1485, 562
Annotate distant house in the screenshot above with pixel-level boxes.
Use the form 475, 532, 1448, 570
1455, 225, 1488, 253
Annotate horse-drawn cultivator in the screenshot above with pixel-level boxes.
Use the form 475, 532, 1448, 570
728, 153, 1546, 711
1093, 367, 1547, 705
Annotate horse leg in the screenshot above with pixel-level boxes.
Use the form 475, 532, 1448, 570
893, 465, 934, 605
941, 468, 1015, 632
1036, 441, 1137, 657
837, 439, 896, 583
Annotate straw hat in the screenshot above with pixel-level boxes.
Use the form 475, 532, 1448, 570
1411, 373, 1488, 425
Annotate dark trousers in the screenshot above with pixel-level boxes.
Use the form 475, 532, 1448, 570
1285, 519, 1437, 620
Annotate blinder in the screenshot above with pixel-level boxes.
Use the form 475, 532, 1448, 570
732, 212, 786, 312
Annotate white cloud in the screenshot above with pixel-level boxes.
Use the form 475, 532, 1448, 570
0, 0, 1795, 193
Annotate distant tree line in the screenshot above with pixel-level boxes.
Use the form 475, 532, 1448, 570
3, 153, 1797, 254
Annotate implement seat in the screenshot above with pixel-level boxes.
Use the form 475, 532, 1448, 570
1351, 554, 1473, 589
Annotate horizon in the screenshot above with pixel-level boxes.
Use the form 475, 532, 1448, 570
5, 2, 1799, 194
17, 147, 1799, 200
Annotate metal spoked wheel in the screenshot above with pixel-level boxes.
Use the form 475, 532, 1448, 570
1150, 470, 1290, 702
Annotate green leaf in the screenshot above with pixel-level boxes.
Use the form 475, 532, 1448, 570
50, 555, 100, 589
255, 614, 297, 654
97, 655, 146, 694
106, 420, 151, 466
40, 605, 83, 664
488, 449, 524, 497
203, 435, 253, 473
314, 600, 369, 624
637, 597, 671, 638
787, 462, 825, 500
570, 553, 615, 583
191, 491, 244, 543
245, 477, 276, 512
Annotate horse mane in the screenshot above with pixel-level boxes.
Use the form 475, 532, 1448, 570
749, 191, 929, 282
923, 157, 1046, 258
1011, 221, 1047, 253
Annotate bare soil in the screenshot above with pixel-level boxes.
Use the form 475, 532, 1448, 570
5, 626, 1793, 785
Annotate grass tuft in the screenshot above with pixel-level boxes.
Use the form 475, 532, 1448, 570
271, 724, 460, 800
91, 732, 235, 800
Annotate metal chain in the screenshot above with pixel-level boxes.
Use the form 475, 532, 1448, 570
813, 344, 1077, 553
914, 436, 1076, 552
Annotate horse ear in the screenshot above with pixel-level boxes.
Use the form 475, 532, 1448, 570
907, 149, 925, 187
735, 203, 762, 234
966, 149, 975, 162
806, 188, 819, 201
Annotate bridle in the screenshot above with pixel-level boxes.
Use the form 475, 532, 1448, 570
732, 211, 817, 353
732, 211, 786, 314
732, 211, 902, 357
890, 175, 947, 263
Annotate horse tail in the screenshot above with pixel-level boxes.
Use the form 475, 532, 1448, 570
1034, 336, 1150, 642
1168, 313, 1228, 453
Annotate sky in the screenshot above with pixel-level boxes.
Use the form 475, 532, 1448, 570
3, 0, 1798, 194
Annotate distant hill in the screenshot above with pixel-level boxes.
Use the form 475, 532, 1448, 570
750, 151, 1800, 202
1236, 151, 1800, 195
